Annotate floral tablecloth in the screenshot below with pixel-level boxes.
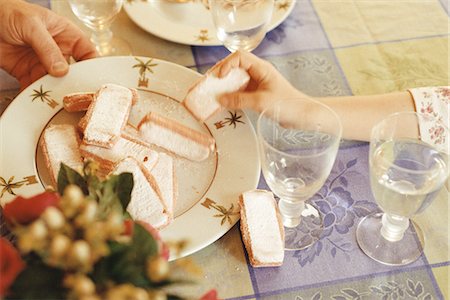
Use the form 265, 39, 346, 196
0, 0, 449, 299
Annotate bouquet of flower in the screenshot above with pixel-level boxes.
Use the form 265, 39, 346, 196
0, 162, 217, 300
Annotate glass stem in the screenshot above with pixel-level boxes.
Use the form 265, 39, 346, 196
380, 213, 409, 242
91, 28, 113, 55
278, 199, 305, 228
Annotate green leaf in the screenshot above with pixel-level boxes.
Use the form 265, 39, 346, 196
8, 255, 66, 299
114, 223, 159, 287
131, 223, 159, 259
115, 173, 133, 211
92, 241, 130, 287
95, 173, 133, 219
96, 176, 122, 218
123, 211, 132, 219
92, 224, 159, 289
57, 163, 88, 195
86, 173, 102, 201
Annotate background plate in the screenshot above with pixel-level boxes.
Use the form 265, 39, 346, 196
124, 0, 296, 46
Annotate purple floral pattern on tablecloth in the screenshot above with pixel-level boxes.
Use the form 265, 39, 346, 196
265, 12, 303, 44
293, 157, 379, 266
253, 144, 428, 294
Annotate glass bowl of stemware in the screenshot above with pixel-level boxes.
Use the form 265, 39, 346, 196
357, 111, 449, 266
257, 98, 342, 250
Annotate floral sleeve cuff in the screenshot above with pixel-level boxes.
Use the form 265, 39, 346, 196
409, 86, 449, 153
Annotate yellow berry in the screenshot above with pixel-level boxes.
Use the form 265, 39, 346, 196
64, 185, 84, 207
17, 232, 34, 253
83, 201, 98, 222
90, 242, 110, 261
75, 201, 98, 227
79, 295, 101, 300
73, 275, 95, 296
106, 211, 124, 237
146, 256, 169, 282
42, 206, 65, 230
63, 274, 76, 288
29, 220, 47, 240
50, 234, 71, 258
135, 288, 150, 300
69, 240, 91, 267
147, 290, 167, 300
85, 222, 104, 242
105, 284, 149, 300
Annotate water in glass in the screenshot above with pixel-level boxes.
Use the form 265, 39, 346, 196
370, 139, 448, 217
356, 112, 449, 266
70, 1, 122, 30
210, 0, 274, 52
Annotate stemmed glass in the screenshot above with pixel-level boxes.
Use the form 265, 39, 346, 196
356, 112, 449, 266
68, 0, 131, 56
257, 98, 342, 250
209, 0, 274, 52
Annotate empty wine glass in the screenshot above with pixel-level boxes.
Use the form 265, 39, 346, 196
209, 0, 274, 52
68, 0, 131, 56
257, 98, 342, 250
356, 112, 449, 266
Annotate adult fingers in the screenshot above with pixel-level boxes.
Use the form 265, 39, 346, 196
6, 51, 42, 90
65, 23, 97, 61
29, 62, 47, 83
22, 18, 69, 77
16, 61, 46, 91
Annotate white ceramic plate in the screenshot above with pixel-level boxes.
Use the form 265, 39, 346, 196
124, 0, 296, 46
0, 56, 260, 260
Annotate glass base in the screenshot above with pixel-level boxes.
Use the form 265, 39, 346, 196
284, 203, 323, 251
356, 213, 424, 266
217, 31, 266, 53
94, 37, 132, 57
223, 41, 261, 53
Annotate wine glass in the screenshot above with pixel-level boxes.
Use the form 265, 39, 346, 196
257, 98, 342, 250
68, 0, 131, 56
209, 0, 274, 52
356, 112, 449, 266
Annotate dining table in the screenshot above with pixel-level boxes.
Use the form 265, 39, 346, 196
0, 0, 449, 299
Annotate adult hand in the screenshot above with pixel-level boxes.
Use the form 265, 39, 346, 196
208, 50, 308, 112
0, 0, 97, 90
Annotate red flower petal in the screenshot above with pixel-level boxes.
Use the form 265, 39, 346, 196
3, 192, 60, 225
200, 289, 219, 300
0, 238, 25, 296
123, 219, 134, 236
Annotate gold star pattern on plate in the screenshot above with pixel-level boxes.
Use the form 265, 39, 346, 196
195, 29, 210, 43
276, 0, 291, 10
